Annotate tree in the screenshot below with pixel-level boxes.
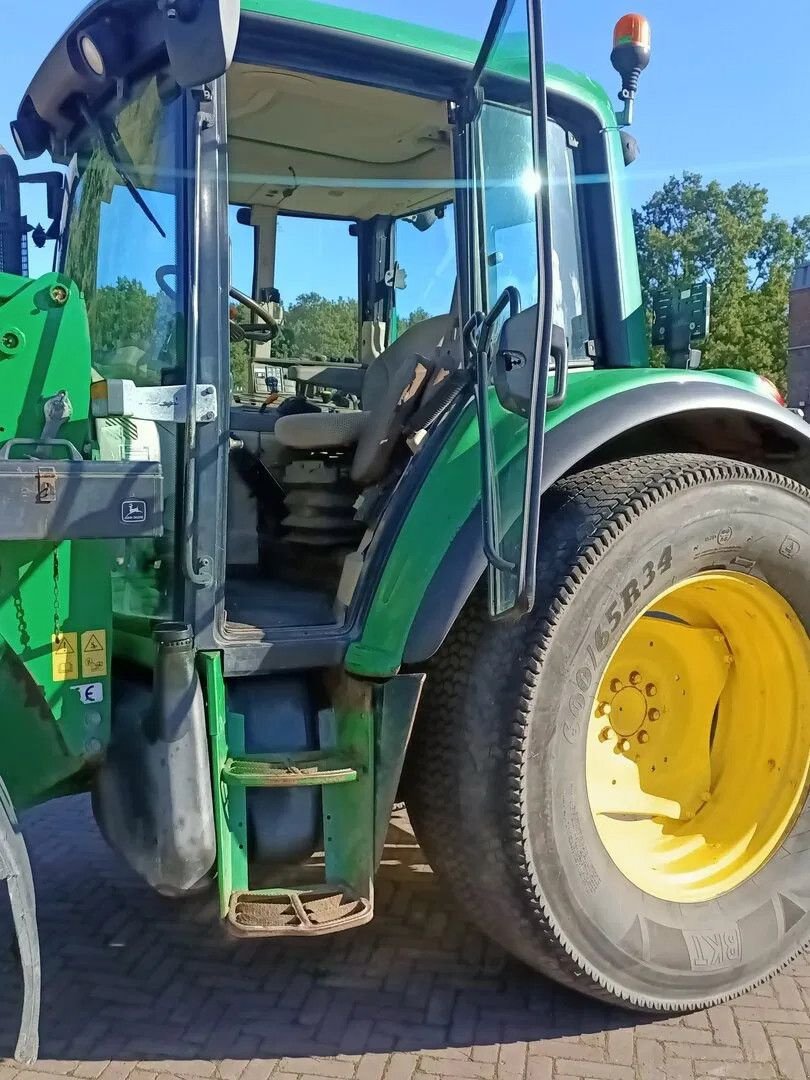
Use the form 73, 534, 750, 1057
88, 277, 159, 351
399, 306, 431, 334
274, 292, 358, 360
634, 173, 810, 389
228, 302, 252, 392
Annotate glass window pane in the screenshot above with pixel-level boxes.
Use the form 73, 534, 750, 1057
273, 216, 359, 361
62, 79, 185, 620
478, 99, 537, 613
394, 204, 456, 334
548, 123, 591, 360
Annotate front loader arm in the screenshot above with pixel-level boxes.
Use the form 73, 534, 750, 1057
0, 776, 40, 1063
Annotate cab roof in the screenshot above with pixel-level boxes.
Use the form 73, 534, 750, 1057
13, 0, 616, 161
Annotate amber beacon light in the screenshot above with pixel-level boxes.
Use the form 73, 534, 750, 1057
610, 14, 652, 126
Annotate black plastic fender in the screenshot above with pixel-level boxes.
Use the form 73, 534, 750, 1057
0, 776, 40, 1063
404, 380, 810, 664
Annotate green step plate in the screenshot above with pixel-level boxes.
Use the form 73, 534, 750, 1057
222, 753, 359, 787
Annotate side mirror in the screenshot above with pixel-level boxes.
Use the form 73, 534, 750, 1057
21, 171, 63, 222
164, 0, 241, 88
0, 148, 25, 277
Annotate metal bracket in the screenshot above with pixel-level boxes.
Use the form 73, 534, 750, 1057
91, 381, 218, 423
41, 390, 73, 441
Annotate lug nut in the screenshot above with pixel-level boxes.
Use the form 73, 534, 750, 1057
638, 730, 650, 744
599, 727, 614, 743
620, 739, 632, 753
645, 683, 657, 697
629, 671, 641, 686
648, 708, 660, 721
610, 678, 622, 693
596, 701, 612, 717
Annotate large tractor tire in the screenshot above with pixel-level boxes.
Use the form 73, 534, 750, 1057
406, 454, 810, 1011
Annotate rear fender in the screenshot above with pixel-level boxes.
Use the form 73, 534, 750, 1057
401, 379, 810, 666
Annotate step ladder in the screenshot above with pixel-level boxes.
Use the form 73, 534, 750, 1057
202, 654, 375, 937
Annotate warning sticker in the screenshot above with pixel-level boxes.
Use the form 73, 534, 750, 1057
81, 630, 108, 678
52, 633, 79, 682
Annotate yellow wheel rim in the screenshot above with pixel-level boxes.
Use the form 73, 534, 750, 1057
585, 572, 810, 903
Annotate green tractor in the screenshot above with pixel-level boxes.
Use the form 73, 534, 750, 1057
2, 0, 810, 1058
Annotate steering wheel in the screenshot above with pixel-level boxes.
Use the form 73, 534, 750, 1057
155, 267, 279, 342
228, 286, 279, 343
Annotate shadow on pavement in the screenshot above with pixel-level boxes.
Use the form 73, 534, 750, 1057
0, 795, 641, 1064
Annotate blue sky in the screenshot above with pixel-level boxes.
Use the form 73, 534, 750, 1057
5, 0, 810, 302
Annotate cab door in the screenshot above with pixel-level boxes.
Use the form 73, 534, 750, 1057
461, 0, 554, 617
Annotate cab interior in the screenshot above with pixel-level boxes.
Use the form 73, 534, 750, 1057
223, 62, 463, 635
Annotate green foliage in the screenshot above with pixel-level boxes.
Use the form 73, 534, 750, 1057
89, 277, 159, 353
634, 173, 810, 389
399, 306, 431, 334
273, 292, 358, 360
228, 303, 252, 392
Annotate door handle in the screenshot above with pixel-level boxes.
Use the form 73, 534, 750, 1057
547, 323, 568, 410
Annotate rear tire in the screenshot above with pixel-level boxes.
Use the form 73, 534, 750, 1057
405, 453, 810, 1011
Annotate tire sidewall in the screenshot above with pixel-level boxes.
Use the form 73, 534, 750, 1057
522, 470, 810, 1005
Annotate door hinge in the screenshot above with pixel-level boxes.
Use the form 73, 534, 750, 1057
449, 85, 484, 128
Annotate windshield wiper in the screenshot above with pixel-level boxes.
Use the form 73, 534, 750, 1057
79, 102, 166, 239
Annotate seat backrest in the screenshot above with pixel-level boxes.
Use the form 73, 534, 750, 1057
361, 314, 460, 413
349, 315, 460, 486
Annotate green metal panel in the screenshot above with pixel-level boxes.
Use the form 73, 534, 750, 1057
0, 539, 113, 808
202, 652, 248, 916
320, 681, 375, 898
0, 271, 113, 808
0, 272, 92, 453
346, 368, 775, 678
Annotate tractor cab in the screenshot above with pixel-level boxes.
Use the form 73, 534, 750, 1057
8, 0, 639, 664
14, 0, 651, 659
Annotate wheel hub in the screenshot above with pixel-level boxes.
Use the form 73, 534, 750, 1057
585, 572, 810, 904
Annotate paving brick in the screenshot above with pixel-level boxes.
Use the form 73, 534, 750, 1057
708, 1008, 740, 1048
555, 1060, 635, 1080
771, 1038, 807, 1080
693, 1064, 776, 1079
417, 1059, 494, 1079
738, 1023, 772, 1063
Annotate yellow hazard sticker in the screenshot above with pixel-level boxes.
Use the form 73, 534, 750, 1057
52, 633, 79, 682
81, 630, 108, 678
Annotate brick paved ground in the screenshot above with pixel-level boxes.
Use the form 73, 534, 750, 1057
3, 797, 810, 1080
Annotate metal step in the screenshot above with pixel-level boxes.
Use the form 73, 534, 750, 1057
222, 753, 358, 788
227, 885, 373, 937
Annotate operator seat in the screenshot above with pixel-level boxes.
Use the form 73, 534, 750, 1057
273, 314, 460, 486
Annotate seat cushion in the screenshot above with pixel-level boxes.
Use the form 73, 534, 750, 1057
273, 409, 369, 450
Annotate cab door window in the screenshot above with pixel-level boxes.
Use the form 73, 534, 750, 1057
481, 109, 592, 361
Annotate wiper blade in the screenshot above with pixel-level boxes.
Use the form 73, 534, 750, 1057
109, 152, 167, 239
81, 104, 166, 239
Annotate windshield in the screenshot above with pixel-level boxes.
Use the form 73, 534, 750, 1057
61, 77, 187, 620
62, 80, 185, 388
